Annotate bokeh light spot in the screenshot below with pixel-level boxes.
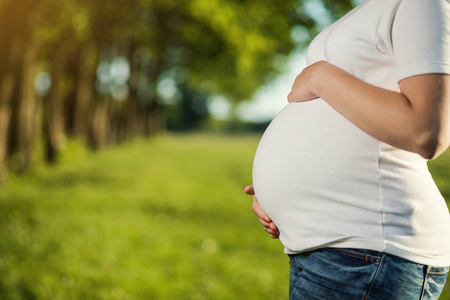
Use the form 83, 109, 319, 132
201, 238, 218, 254
34, 72, 52, 96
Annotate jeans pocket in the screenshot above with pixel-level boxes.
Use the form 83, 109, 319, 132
289, 256, 304, 272
429, 266, 449, 275
335, 248, 381, 263
288, 249, 379, 300
422, 266, 449, 300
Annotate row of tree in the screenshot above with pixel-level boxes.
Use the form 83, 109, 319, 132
0, 0, 353, 177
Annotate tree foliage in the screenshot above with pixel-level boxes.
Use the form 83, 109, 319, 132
0, 0, 354, 175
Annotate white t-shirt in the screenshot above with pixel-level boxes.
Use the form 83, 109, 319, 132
252, 0, 450, 267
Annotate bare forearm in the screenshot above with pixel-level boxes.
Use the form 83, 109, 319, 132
308, 62, 450, 159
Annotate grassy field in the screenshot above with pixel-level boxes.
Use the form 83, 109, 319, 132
0, 133, 450, 300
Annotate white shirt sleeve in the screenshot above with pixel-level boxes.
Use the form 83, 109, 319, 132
392, 0, 450, 81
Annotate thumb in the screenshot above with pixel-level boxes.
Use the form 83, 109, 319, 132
244, 185, 255, 195
287, 91, 294, 103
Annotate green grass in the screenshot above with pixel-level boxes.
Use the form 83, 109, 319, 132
0, 133, 450, 300
0, 134, 287, 300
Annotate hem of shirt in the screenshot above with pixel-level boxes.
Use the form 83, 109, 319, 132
284, 238, 384, 256
284, 239, 450, 267
397, 62, 450, 82
383, 242, 450, 268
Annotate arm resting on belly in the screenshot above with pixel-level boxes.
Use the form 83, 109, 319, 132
288, 61, 450, 160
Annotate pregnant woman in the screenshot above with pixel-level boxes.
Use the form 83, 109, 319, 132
245, 0, 450, 299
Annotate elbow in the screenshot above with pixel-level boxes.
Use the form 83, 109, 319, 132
415, 133, 450, 160
417, 141, 440, 160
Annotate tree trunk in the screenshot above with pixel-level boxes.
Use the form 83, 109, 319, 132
0, 36, 23, 176
73, 42, 98, 141
126, 97, 139, 138
144, 101, 164, 136
17, 37, 39, 172
89, 99, 109, 150
44, 42, 68, 164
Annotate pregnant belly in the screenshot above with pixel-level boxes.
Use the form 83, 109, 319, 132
252, 100, 380, 234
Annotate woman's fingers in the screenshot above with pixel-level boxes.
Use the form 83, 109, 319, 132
265, 227, 280, 239
269, 221, 279, 233
244, 184, 279, 239
258, 217, 279, 232
264, 225, 280, 235
287, 62, 323, 103
252, 196, 271, 222
258, 216, 280, 238
257, 216, 271, 227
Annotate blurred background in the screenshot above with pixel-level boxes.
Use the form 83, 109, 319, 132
1, 0, 450, 299
0, 0, 360, 174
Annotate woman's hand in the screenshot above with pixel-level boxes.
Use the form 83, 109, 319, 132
287, 61, 327, 103
244, 185, 279, 239
289, 58, 450, 159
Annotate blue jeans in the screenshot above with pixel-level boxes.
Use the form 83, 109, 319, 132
289, 248, 449, 300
